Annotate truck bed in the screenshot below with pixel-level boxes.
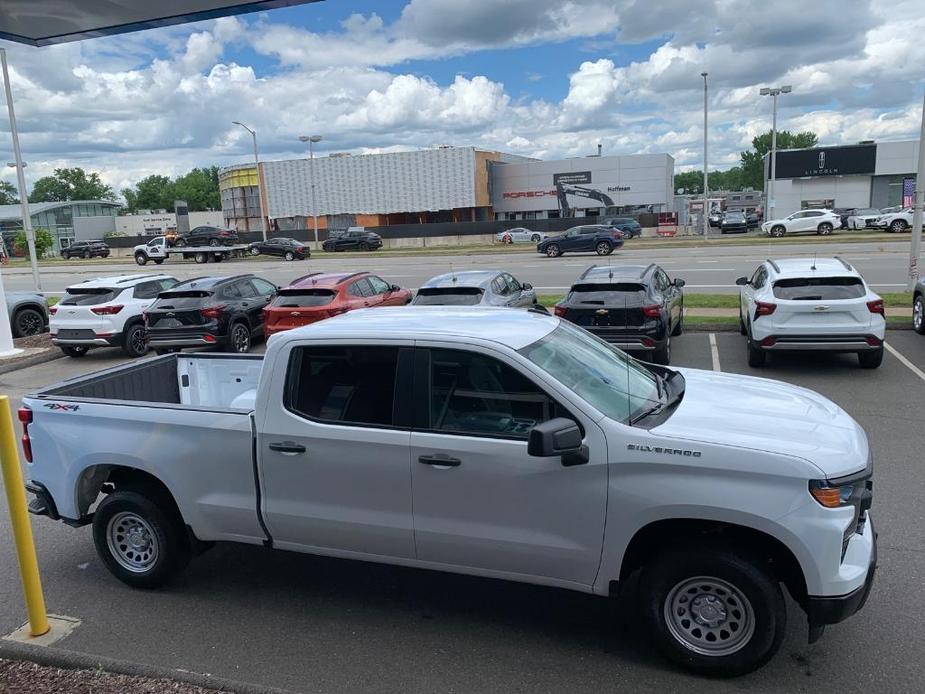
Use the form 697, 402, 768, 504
34, 353, 263, 411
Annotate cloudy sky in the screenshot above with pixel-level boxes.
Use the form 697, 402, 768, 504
1, 0, 923, 198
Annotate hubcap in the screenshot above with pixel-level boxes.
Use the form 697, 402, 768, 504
17, 310, 42, 336
547, 246, 558, 257
915, 299, 923, 329
664, 576, 755, 657
106, 511, 158, 573
232, 325, 249, 352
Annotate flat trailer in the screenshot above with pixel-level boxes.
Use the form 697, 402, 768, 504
133, 236, 249, 266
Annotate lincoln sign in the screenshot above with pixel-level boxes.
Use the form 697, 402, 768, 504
772, 144, 877, 179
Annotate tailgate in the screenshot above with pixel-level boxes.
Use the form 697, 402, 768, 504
769, 276, 872, 332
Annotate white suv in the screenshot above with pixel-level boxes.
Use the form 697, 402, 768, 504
762, 209, 841, 237
737, 258, 886, 368
875, 208, 915, 233
50, 274, 178, 358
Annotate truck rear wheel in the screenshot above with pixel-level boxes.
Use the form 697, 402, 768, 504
92, 489, 190, 589
640, 543, 786, 677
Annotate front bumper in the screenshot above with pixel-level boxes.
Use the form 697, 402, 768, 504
806, 518, 877, 638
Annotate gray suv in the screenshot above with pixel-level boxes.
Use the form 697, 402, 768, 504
413, 270, 539, 308
6, 291, 49, 337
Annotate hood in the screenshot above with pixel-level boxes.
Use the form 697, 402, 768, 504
652, 367, 868, 479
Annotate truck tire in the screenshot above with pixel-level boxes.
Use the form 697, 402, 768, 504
92, 489, 190, 589
640, 543, 786, 677
154, 258, 164, 265
858, 347, 883, 369
122, 323, 148, 358
134, 253, 148, 266
194, 252, 208, 264
60, 345, 89, 358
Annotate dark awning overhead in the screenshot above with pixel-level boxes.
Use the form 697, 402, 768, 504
0, 1, 321, 47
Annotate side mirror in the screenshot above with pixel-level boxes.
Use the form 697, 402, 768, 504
528, 418, 588, 466
735, 277, 749, 286
390, 284, 401, 292
674, 278, 685, 288
522, 282, 533, 290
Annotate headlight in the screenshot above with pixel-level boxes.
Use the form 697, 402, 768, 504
810, 469, 873, 557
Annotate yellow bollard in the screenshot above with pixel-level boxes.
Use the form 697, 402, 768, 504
0, 395, 49, 637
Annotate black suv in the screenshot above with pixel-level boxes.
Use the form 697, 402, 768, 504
536, 225, 624, 257
322, 229, 383, 252
601, 217, 642, 238
553, 263, 685, 364
174, 225, 239, 248
145, 274, 278, 354
62, 240, 110, 259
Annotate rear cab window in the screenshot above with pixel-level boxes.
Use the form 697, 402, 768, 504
772, 277, 866, 300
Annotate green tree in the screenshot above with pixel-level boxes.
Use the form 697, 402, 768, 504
0, 180, 18, 205
740, 130, 819, 190
122, 174, 175, 212
14, 228, 55, 257
675, 167, 748, 194
674, 170, 705, 195
121, 166, 220, 212
28, 167, 116, 203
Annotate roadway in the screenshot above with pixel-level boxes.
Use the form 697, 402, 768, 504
0, 329, 923, 692
0, 238, 916, 296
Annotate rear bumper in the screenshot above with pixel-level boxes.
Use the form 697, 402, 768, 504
51, 330, 122, 347
583, 327, 663, 350
148, 336, 218, 347
759, 335, 882, 352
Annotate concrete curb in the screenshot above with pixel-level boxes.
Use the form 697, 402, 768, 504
0, 348, 64, 375
0, 639, 298, 694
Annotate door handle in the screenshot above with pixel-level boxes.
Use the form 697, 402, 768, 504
269, 441, 306, 454
418, 454, 461, 467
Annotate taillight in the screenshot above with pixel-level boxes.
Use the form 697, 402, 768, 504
90, 305, 124, 315
219, 231, 231, 237
203, 334, 216, 343
48, 306, 57, 315
641, 337, 655, 347
18, 407, 33, 463
554, 305, 567, 317
642, 304, 661, 318
866, 335, 882, 346
200, 304, 227, 319
867, 299, 885, 316
327, 307, 349, 317
754, 301, 776, 318
761, 336, 777, 347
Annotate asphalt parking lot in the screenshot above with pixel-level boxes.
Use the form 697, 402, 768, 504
0, 330, 923, 693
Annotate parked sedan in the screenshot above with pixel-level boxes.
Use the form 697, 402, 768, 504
61, 240, 110, 259
145, 274, 278, 354
495, 227, 546, 244
535, 225, 624, 257
322, 229, 383, 252
6, 291, 49, 337
413, 270, 538, 308
263, 271, 411, 337
248, 237, 310, 260
720, 211, 748, 234
553, 264, 684, 364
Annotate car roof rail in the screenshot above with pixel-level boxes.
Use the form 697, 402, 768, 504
766, 259, 781, 273
834, 256, 853, 271
290, 271, 324, 284
579, 265, 598, 279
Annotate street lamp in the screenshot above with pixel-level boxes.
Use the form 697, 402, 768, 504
232, 121, 267, 241
760, 85, 792, 221
701, 72, 709, 237
299, 135, 323, 248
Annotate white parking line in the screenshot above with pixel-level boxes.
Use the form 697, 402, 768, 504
884, 342, 925, 383
709, 333, 721, 372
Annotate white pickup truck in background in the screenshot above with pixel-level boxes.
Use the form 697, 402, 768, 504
21, 307, 876, 676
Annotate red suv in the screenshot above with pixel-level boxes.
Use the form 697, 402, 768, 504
263, 271, 412, 337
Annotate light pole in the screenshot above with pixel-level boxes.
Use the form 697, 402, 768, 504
701, 72, 709, 237
908, 87, 925, 291
231, 121, 267, 241
760, 85, 792, 221
299, 135, 323, 248
1, 48, 41, 291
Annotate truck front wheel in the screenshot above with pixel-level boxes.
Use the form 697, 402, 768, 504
640, 544, 786, 677
92, 489, 190, 589
134, 253, 148, 266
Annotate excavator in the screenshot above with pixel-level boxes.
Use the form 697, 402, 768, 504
556, 183, 615, 217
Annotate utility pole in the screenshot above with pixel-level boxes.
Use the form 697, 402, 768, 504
701, 72, 709, 237
1, 48, 40, 291
232, 121, 267, 241
299, 135, 323, 248
760, 85, 792, 221
908, 87, 924, 290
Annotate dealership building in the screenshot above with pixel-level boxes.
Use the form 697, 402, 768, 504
766, 140, 920, 215
219, 147, 675, 232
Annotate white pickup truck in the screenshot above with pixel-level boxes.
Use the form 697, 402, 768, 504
21, 307, 876, 676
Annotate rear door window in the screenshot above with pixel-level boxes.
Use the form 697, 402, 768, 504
772, 277, 866, 300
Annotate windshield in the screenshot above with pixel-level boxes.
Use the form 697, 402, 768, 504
518, 322, 661, 423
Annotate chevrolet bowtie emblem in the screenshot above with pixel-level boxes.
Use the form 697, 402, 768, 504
595, 308, 608, 315
814, 305, 830, 312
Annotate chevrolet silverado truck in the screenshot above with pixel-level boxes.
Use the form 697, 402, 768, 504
21, 307, 876, 676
